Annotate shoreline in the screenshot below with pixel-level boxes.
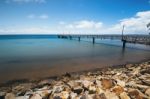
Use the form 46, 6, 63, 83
0, 60, 150, 99
0, 58, 150, 87
1, 58, 150, 85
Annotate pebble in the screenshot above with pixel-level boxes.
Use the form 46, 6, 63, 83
30, 94, 42, 99
73, 86, 83, 95
119, 92, 130, 99
116, 79, 125, 87
128, 89, 143, 99
82, 80, 92, 88
1, 61, 150, 99
145, 88, 150, 97
101, 78, 113, 89
5, 93, 15, 99
88, 85, 96, 94
112, 86, 124, 95
16, 96, 29, 99
105, 90, 119, 99
99, 93, 107, 99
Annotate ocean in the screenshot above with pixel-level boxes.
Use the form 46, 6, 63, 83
0, 35, 150, 83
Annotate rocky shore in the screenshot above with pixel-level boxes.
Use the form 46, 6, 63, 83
0, 61, 150, 99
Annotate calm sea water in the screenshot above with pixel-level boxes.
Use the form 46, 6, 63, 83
0, 35, 150, 83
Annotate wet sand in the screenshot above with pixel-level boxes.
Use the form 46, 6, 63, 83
0, 56, 149, 84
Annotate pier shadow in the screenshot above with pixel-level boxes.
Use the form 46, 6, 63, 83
120, 47, 126, 60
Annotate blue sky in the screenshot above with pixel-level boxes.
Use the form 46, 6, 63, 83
0, 0, 150, 34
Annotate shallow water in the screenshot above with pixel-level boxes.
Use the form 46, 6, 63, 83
0, 35, 150, 83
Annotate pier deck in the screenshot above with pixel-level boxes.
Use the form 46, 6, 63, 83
58, 34, 150, 47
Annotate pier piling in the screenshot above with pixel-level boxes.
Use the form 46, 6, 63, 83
93, 37, 95, 44
122, 40, 126, 49
78, 37, 80, 41
69, 36, 72, 40
57, 34, 150, 45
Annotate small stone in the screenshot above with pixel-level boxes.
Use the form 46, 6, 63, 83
5, 93, 15, 99
93, 94, 102, 99
126, 64, 134, 69
35, 86, 49, 91
67, 80, 81, 88
140, 69, 150, 74
82, 80, 92, 88
0, 92, 6, 96
35, 90, 51, 98
63, 86, 71, 92
30, 94, 42, 99
53, 85, 64, 93
0, 92, 6, 99
116, 79, 125, 87
96, 87, 104, 94
64, 72, 71, 78
81, 91, 94, 99
105, 90, 119, 99
105, 71, 113, 75
112, 86, 124, 95
95, 80, 102, 88
128, 89, 143, 99
16, 96, 29, 99
101, 79, 113, 89
69, 92, 77, 99
119, 92, 130, 99
12, 83, 33, 94
0, 96, 5, 99
99, 93, 107, 99
142, 79, 150, 86
145, 88, 150, 97
52, 91, 69, 99
126, 81, 136, 87
132, 67, 141, 75
127, 81, 149, 90
73, 86, 83, 95
139, 75, 149, 80
53, 95, 61, 99
80, 93, 89, 99
24, 90, 33, 96
38, 79, 52, 86
61, 91, 69, 99
88, 85, 96, 94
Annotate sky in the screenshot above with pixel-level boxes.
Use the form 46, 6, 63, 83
0, 0, 150, 34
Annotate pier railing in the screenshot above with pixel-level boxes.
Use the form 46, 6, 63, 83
58, 34, 150, 47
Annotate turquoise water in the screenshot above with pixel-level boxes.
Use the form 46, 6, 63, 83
0, 35, 150, 83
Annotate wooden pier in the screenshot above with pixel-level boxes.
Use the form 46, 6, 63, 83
58, 34, 150, 48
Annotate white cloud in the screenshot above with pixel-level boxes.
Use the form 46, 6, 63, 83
39, 14, 49, 19
27, 14, 49, 19
60, 20, 103, 34
61, 10, 150, 34
0, 26, 57, 34
65, 24, 74, 29
65, 20, 103, 29
27, 14, 35, 19
5, 0, 46, 3
0, 10, 150, 34
59, 21, 66, 25
118, 10, 150, 34
75, 20, 103, 29
95, 10, 150, 34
